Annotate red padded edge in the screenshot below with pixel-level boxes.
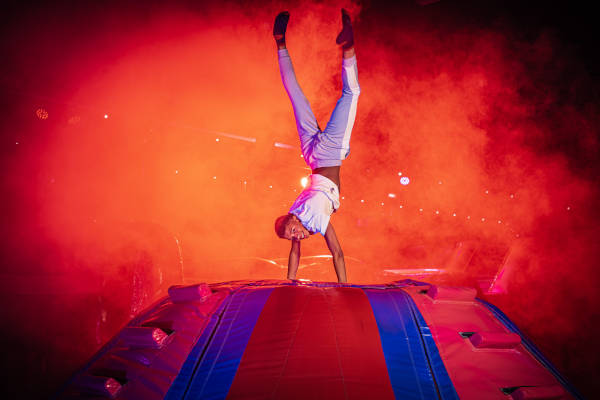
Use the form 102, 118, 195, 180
403, 286, 575, 400
470, 332, 521, 349
72, 374, 122, 398
427, 285, 476, 302
511, 385, 566, 400
226, 286, 394, 400
119, 327, 169, 349
168, 283, 212, 303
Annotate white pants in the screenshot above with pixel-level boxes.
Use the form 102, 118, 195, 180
278, 49, 360, 169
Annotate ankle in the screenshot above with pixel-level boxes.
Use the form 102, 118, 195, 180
342, 47, 355, 59
274, 34, 286, 45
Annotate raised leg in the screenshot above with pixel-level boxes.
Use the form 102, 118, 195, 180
274, 12, 320, 159
312, 9, 360, 163
318, 53, 360, 161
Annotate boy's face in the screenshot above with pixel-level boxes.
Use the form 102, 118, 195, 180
284, 217, 310, 240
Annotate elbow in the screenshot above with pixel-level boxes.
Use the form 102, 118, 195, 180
332, 250, 344, 260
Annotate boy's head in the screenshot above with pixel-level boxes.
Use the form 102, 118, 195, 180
275, 213, 310, 240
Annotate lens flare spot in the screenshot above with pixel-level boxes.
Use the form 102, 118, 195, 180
36, 108, 49, 120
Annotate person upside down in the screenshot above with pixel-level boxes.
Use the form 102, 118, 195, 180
273, 9, 360, 283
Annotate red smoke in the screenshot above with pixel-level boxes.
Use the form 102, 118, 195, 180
1, 0, 598, 397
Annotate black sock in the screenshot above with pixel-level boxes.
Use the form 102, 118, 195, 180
273, 11, 290, 46
335, 9, 354, 50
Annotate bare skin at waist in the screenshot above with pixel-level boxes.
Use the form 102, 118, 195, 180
312, 166, 341, 191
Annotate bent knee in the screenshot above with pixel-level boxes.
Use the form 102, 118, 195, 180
343, 86, 361, 97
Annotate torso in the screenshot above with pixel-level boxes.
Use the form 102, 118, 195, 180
312, 166, 341, 191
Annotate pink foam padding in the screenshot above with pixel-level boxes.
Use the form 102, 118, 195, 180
72, 374, 122, 398
427, 285, 477, 302
62, 289, 229, 400
403, 286, 575, 400
511, 385, 566, 400
120, 327, 169, 349
89, 354, 141, 382
142, 303, 208, 332
469, 332, 521, 349
111, 347, 159, 366
116, 290, 229, 400
168, 283, 212, 303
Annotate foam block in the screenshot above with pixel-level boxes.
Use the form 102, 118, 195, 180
72, 374, 122, 398
469, 332, 521, 349
427, 285, 477, 302
168, 283, 212, 303
120, 327, 170, 349
511, 385, 565, 400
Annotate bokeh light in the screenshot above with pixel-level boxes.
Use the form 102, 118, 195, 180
36, 108, 48, 120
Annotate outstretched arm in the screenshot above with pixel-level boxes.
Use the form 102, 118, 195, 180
324, 223, 347, 283
287, 239, 301, 279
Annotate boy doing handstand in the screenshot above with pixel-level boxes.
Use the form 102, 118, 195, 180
273, 10, 360, 283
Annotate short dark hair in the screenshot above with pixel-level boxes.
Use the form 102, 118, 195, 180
274, 214, 293, 238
